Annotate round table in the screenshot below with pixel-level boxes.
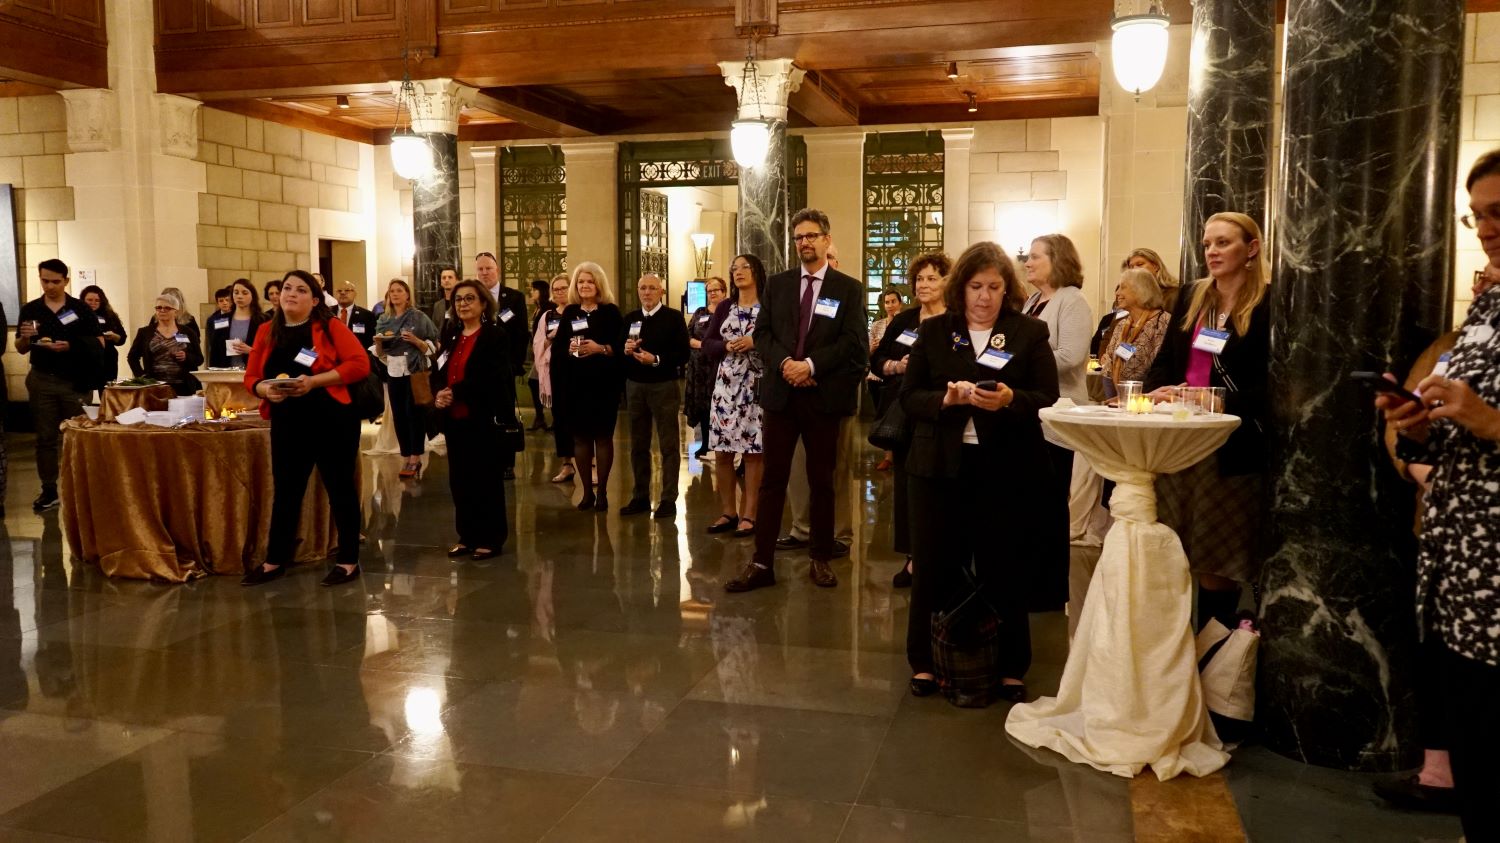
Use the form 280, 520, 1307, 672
1005, 405, 1240, 780
100, 383, 177, 422
59, 418, 335, 582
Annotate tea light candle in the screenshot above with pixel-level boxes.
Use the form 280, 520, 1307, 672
1127, 394, 1152, 415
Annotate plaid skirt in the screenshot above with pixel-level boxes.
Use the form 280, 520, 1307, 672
1154, 456, 1267, 584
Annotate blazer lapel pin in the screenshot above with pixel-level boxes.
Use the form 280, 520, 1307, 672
990, 333, 1006, 351
951, 332, 970, 351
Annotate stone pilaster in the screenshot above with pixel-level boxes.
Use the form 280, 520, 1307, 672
941, 128, 975, 260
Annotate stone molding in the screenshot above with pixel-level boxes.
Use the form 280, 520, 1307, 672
155, 94, 202, 159
718, 58, 805, 123
391, 78, 478, 136
58, 88, 118, 153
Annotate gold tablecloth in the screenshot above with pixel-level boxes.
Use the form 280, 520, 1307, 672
59, 418, 335, 582
100, 384, 177, 422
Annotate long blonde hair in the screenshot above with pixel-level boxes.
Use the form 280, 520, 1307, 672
568, 261, 615, 306
1181, 212, 1268, 337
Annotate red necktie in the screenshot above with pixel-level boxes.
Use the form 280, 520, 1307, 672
794, 275, 816, 359
342, 307, 350, 325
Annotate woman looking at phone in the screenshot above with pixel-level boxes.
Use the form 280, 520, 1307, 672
900, 242, 1060, 702
240, 269, 371, 588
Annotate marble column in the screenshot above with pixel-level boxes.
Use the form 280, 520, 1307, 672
1179, 0, 1275, 283
1260, 0, 1464, 770
391, 78, 474, 310
720, 59, 805, 271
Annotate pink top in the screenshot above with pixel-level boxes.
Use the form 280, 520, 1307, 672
1185, 320, 1214, 387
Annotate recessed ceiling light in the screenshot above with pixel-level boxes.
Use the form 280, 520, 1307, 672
947, 61, 959, 80
966, 92, 978, 113
337, 94, 350, 109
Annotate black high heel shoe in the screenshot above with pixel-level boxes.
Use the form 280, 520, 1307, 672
892, 557, 913, 589
998, 682, 1027, 703
577, 487, 596, 511
909, 675, 938, 697
593, 492, 609, 512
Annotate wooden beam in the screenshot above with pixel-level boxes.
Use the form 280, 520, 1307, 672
788, 68, 859, 127
208, 100, 378, 144
471, 89, 611, 138
860, 95, 1100, 126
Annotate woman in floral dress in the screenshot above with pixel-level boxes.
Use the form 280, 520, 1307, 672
703, 254, 766, 537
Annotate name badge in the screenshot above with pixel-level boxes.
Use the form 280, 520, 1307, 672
896, 330, 918, 347
57, 309, 78, 325
352, 323, 366, 334
1192, 328, 1230, 356
97, 315, 108, 325
437, 351, 450, 369
1432, 351, 1452, 378
294, 347, 318, 367
628, 321, 643, 338
546, 317, 560, 337
1114, 342, 1136, 361
1114, 309, 1129, 321
814, 297, 840, 318
977, 349, 1012, 371
212, 317, 229, 330
571, 317, 589, 332
751, 304, 761, 316
174, 333, 190, 345
697, 314, 710, 324
500, 308, 515, 323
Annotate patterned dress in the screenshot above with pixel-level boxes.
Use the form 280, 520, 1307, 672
709, 303, 764, 454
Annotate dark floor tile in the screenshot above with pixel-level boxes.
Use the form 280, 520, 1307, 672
688, 644, 910, 717
612, 700, 889, 802
540, 778, 851, 843
837, 806, 1081, 842
0, 712, 172, 816
163, 606, 372, 666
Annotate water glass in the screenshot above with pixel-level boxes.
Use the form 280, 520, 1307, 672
1200, 386, 1227, 414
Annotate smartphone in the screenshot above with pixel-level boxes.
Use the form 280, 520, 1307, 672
1350, 371, 1420, 404
974, 379, 998, 392
270, 379, 299, 391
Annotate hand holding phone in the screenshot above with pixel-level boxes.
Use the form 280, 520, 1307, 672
1351, 371, 1420, 405
974, 379, 998, 392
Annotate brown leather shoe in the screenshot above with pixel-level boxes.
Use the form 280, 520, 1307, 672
809, 558, 838, 588
724, 562, 776, 593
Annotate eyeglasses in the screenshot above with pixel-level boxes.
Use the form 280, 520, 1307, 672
453, 294, 480, 304
1460, 209, 1500, 229
792, 233, 826, 243
153, 305, 176, 311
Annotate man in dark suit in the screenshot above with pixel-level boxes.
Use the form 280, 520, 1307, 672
332, 281, 378, 350
477, 251, 529, 480
726, 209, 869, 592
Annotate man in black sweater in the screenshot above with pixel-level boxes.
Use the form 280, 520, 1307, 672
619, 273, 690, 518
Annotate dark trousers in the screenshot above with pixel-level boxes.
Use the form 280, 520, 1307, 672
1440, 645, 1500, 840
754, 392, 841, 567
268, 395, 361, 565
1417, 639, 1449, 752
527, 376, 547, 423
906, 455, 1032, 679
385, 376, 426, 458
626, 379, 681, 504
447, 416, 508, 549
27, 371, 85, 493
892, 445, 910, 555
499, 377, 520, 471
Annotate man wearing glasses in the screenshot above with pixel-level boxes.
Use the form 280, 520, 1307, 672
726, 209, 868, 592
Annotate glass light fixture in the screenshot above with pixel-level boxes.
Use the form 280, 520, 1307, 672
731, 118, 772, 169
391, 132, 433, 181
691, 232, 715, 277
1110, 3, 1171, 98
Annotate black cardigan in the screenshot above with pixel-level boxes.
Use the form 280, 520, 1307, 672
433, 321, 517, 427
1144, 280, 1271, 476
203, 309, 265, 368
126, 324, 204, 395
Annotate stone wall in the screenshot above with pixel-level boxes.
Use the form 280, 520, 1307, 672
194, 107, 364, 294
0, 95, 74, 287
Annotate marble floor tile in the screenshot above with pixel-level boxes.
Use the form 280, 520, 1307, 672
0, 712, 171, 817
836, 806, 1088, 843
686, 644, 910, 717
539, 778, 851, 843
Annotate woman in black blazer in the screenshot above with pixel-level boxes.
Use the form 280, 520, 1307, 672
1145, 211, 1271, 630
900, 242, 1061, 702
434, 279, 518, 560
80, 285, 126, 383
127, 293, 204, 396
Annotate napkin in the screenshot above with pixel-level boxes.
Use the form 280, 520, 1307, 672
114, 407, 147, 425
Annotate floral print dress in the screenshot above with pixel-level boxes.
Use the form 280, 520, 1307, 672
709, 303, 763, 454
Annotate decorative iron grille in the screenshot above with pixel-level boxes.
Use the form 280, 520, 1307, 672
499, 146, 568, 288
639, 189, 669, 284
863, 132, 944, 318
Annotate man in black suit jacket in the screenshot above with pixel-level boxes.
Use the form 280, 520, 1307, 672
332, 281, 378, 350
477, 251, 529, 479
726, 209, 869, 593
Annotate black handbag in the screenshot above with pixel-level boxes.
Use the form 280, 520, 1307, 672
931, 571, 1005, 708
867, 387, 910, 451
496, 416, 525, 452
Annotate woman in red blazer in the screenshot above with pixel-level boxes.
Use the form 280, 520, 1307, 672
240, 269, 371, 587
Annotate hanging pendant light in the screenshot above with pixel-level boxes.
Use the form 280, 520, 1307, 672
729, 38, 772, 169
390, 65, 433, 181
1110, 2, 1171, 99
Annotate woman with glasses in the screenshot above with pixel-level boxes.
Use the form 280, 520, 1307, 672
550, 261, 624, 512
685, 276, 728, 459
533, 273, 576, 484
703, 257, 764, 537
870, 287, 906, 471
374, 279, 439, 478
127, 293, 204, 396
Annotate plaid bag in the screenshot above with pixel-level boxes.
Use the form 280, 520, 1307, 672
931, 576, 1004, 708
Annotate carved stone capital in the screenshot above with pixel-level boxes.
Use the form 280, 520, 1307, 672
718, 58, 805, 123
155, 94, 202, 159
390, 78, 478, 136
58, 88, 118, 153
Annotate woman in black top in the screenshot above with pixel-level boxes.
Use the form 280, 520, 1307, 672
550, 261, 624, 512
870, 253, 951, 587
1145, 211, 1271, 630
900, 242, 1060, 702
434, 279, 518, 559
525, 277, 553, 430
80, 285, 125, 383
205, 278, 265, 368
263, 279, 281, 317
684, 276, 728, 458
126, 293, 204, 396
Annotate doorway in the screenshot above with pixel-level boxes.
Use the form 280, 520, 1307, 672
318, 238, 368, 304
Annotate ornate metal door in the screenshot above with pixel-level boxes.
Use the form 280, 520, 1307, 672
499, 146, 568, 288
863, 131, 944, 318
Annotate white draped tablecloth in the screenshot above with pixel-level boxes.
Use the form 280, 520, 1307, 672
1005, 405, 1240, 780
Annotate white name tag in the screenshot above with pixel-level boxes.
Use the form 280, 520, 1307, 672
751, 304, 761, 316
697, 314, 710, 324
294, 347, 318, 367
571, 317, 589, 332
977, 349, 1012, 371
1432, 352, 1452, 378
629, 322, 643, 338
97, 315, 107, 325
57, 309, 78, 325
212, 317, 229, 330
1192, 328, 1230, 356
546, 318, 560, 337
500, 308, 515, 323
352, 323, 366, 334
437, 351, 450, 369
1461, 323, 1495, 347
896, 330, 918, 347
1114, 342, 1136, 361
174, 333, 190, 344
814, 297, 840, 319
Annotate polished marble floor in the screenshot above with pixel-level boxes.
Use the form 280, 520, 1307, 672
0, 420, 1467, 842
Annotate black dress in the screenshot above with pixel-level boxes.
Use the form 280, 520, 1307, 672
683, 305, 715, 427
550, 302, 625, 438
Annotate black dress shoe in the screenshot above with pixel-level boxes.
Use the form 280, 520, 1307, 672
619, 499, 651, 516
653, 502, 676, 519
470, 547, 502, 561
447, 544, 472, 558
593, 494, 609, 512
32, 491, 59, 512
240, 564, 286, 586
809, 558, 838, 588
831, 540, 850, 558
1372, 774, 1460, 813
774, 535, 809, 551
707, 514, 739, 534
909, 676, 939, 697
892, 558, 913, 589
998, 683, 1027, 703
320, 565, 361, 587
724, 562, 776, 593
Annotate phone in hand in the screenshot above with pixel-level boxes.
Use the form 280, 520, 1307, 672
974, 379, 998, 392
1351, 371, 1420, 405
270, 379, 299, 391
